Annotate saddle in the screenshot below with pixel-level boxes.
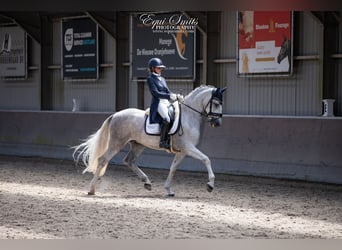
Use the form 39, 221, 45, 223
144, 101, 181, 136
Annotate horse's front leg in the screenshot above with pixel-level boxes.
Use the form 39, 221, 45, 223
186, 145, 215, 192
164, 153, 186, 196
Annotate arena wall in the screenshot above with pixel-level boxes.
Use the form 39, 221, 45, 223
1, 110, 341, 184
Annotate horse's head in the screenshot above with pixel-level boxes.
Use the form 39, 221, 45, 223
204, 87, 227, 127
277, 36, 290, 64
182, 85, 227, 127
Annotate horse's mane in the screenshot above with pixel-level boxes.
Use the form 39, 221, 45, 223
186, 85, 215, 99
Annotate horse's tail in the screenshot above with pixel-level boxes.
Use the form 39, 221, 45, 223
72, 114, 113, 176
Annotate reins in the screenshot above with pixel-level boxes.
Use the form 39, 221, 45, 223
177, 98, 207, 117
177, 96, 223, 119
171, 87, 227, 136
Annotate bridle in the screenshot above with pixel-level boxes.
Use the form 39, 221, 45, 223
204, 96, 223, 119
176, 87, 226, 135
178, 89, 223, 120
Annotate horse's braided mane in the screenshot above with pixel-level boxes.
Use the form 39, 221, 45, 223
186, 84, 215, 99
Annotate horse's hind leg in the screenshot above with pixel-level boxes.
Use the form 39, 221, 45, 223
88, 148, 119, 195
123, 141, 152, 191
164, 153, 185, 196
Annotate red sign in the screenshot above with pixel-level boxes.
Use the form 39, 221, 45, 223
238, 11, 292, 75
254, 11, 291, 47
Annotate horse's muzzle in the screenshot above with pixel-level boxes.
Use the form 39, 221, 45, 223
209, 117, 222, 127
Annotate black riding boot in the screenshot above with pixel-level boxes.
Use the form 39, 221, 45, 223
159, 120, 171, 149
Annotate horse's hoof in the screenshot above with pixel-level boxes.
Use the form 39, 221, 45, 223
167, 193, 175, 197
207, 183, 214, 192
144, 183, 152, 191
88, 191, 95, 195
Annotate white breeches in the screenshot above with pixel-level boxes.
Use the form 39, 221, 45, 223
158, 99, 170, 123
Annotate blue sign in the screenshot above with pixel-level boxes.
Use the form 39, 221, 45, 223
62, 18, 98, 80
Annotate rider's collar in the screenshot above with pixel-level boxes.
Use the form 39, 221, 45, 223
152, 72, 161, 77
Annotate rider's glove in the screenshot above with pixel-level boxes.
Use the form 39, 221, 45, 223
176, 94, 184, 102
170, 93, 177, 101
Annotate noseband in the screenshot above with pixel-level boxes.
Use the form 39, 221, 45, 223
204, 96, 223, 119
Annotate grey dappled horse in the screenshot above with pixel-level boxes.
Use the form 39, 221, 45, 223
73, 85, 226, 196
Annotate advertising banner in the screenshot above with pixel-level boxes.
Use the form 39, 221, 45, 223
131, 12, 196, 80
0, 26, 27, 78
62, 18, 98, 80
237, 11, 293, 76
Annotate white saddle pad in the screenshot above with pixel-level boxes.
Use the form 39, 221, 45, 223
144, 101, 181, 136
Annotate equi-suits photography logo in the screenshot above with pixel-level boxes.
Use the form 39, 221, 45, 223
139, 13, 198, 34
132, 12, 196, 79
138, 13, 197, 60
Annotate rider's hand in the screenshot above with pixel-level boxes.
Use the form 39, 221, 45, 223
176, 94, 184, 102
170, 93, 177, 101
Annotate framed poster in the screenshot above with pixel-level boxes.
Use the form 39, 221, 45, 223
0, 25, 27, 79
131, 12, 196, 80
62, 17, 98, 80
237, 11, 293, 76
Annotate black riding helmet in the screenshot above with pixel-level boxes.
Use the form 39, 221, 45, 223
148, 57, 166, 69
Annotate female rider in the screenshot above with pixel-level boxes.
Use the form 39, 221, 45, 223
146, 57, 183, 149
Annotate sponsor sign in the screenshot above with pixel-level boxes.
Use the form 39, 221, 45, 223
237, 11, 293, 76
131, 12, 196, 80
62, 18, 98, 80
0, 26, 27, 78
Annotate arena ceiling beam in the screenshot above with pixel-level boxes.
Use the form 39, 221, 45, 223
0, 12, 41, 43
86, 11, 117, 40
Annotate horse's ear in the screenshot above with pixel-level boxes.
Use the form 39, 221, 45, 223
220, 87, 227, 93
